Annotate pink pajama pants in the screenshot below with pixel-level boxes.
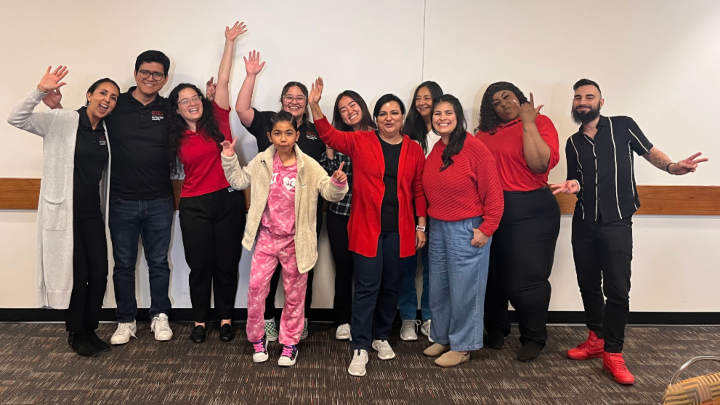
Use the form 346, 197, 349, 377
246, 227, 308, 346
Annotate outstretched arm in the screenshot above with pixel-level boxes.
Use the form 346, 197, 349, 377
235, 50, 265, 127
643, 147, 707, 175
214, 21, 247, 110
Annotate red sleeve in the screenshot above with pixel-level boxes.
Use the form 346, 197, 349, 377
411, 146, 427, 218
536, 114, 560, 172
472, 141, 504, 236
315, 116, 356, 158
212, 101, 233, 142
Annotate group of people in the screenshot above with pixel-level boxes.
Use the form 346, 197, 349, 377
8, 21, 706, 386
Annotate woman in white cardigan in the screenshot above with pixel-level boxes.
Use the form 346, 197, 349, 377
7, 66, 119, 357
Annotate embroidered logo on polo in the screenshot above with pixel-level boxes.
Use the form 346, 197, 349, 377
98, 135, 107, 146
151, 110, 164, 121
305, 130, 318, 140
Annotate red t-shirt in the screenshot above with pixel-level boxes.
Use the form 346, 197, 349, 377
475, 115, 559, 192
422, 133, 504, 236
178, 101, 232, 197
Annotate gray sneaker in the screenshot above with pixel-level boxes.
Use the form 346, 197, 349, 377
420, 319, 434, 342
110, 321, 137, 345
371, 339, 396, 360
300, 318, 309, 340
400, 320, 420, 341
348, 349, 369, 377
335, 323, 351, 341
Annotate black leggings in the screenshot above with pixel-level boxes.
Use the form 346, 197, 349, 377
484, 187, 560, 347
327, 210, 353, 325
66, 216, 108, 333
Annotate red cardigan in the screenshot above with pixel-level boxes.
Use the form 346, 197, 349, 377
315, 117, 427, 258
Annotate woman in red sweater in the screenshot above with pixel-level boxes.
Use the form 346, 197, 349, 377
421, 95, 504, 367
308, 78, 427, 378
166, 22, 248, 343
475, 82, 561, 362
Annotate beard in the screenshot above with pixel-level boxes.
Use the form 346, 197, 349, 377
572, 104, 601, 124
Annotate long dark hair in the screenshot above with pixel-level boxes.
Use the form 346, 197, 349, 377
331, 90, 376, 131
167, 83, 225, 176
85, 78, 120, 106
433, 95, 467, 171
280, 81, 310, 125
402, 81, 443, 153
477, 81, 528, 134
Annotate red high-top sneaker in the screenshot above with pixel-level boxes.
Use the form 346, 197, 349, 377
603, 352, 635, 385
567, 330, 605, 360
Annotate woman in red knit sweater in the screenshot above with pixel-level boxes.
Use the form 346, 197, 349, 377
475, 82, 561, 362
308, 78, 427, 377
421, 95, 504, 367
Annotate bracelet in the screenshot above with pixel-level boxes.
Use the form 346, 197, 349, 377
416, 225, 426, 232
665, 163, 674, 173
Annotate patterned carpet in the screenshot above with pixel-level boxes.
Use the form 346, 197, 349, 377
0, 323, 718, 404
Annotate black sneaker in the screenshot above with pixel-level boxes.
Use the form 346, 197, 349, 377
86, 330, 111, 352
68, 332, 100, 357
517, 342, 544, 362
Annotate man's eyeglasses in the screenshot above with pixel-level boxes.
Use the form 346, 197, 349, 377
283, 95, 306, 103
138, 70, 165, 81
178, 95, 201, 107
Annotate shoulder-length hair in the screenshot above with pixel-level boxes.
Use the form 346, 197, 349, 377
331, 90, 376, 131
433, 94, 467, 171
477, 81, 527, 134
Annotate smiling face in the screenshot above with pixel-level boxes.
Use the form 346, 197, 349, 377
415, 86, 433, 119
338, 95, 363, 129
432, 101, 457, 137
134, 62, 167, 97
376, 101, 404, 138
572, 85, 604, 124
176, 87, 203, 127
267, 120, 300, 152
491, 90, 521, 123
86, 82, 120, 120
281, 85, 307, 119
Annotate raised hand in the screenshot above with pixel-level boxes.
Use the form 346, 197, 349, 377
471, 229, 489, 248
516, 92, 543, 124
309, 77, 324, 105
206, 76, 216, 101
225, 21, 247, 41
332, 161, 347, 183
38, 66, 68, 93
243, 50, 265, 75
221, 136, 237, 157
550, 180, 580, 195
42, 87, 63, 109
671, 152, 708, 175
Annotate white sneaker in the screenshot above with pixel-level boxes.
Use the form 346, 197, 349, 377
151, 313, 173, 341
348, 349, 369, 377
420, 319, 434, 342
300, 318, 309, 340
400, 320, 420, 341
110, 321, 137, 345
336, 323, 351, 340
372, 339, 396, 360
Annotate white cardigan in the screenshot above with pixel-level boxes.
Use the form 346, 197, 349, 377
7, 88, 111, 309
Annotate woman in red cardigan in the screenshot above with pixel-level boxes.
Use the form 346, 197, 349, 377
308, 78, 426, 378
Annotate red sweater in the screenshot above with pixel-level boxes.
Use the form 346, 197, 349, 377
315, 117, 426, 258
178, 102, 232, 197
475, 115, 559, 191
423, 133, 504, 236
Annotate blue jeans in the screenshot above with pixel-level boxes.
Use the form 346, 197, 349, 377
398, 242, 431, 321
429, 216, 491, 351
109, 197, 174, 322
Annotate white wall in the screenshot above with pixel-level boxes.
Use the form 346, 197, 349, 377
0, 0, 718, 312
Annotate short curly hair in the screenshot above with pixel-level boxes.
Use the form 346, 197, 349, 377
477, 81, 528, 134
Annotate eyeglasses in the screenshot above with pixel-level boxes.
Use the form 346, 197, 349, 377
178, 95, 201, 106
138, 69, 165, 81
283, 95, 306, 103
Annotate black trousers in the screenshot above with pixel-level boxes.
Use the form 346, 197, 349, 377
179, 188, 246, 322
484, 187, 560, 347
264, 199, 323, 319
572, 216, 633, 353
327, 210, 354, 325
351, 231, 402, 351
66, 215, 108, 332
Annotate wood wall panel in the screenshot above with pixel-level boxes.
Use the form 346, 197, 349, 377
2, 178, 719, 215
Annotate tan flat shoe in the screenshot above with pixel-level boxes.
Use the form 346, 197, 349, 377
435, 350, 470, 367
423, 343, 450, 357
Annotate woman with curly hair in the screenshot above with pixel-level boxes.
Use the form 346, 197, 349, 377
475, 82, 560, 362
167, 21, 247, 343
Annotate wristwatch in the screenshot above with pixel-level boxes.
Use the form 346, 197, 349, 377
416, 226, 426, 232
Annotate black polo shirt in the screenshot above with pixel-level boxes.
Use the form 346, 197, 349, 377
245, 108, 326, 162
565, 115, 654, 223
74, 107, 109, 218
105, 87, 173, 200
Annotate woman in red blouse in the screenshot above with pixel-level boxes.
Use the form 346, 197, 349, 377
475, 82, 561, 362
166, 22, 248, 344
308, 78, 427, 378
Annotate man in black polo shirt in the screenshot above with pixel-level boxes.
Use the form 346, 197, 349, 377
551, 79, 706, 385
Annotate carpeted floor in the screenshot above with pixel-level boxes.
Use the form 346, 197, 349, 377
0, 323, 718, 404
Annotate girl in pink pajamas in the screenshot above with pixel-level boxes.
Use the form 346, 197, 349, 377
221, 111, 348, 366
